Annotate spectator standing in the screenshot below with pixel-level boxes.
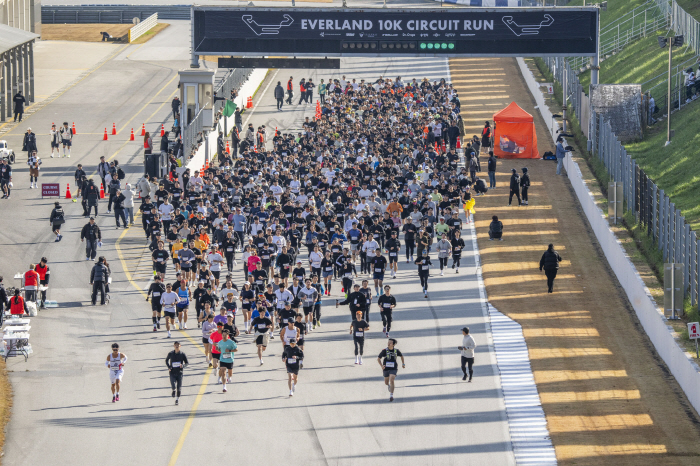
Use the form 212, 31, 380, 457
298, 78, 307, 105
144, 132, 153, 155
286, 76, 294, 105
59, 121, 73, 158
113, 189, 127, 229
318, 79, 327, 105
97, 156, 110, 191
123, 183, 136, 226
160, 131, 170, 158
81, 216, 102, 261
171, 96, 180, 120
22, 127, 37, 155
520, 167, 531, 206
305, 79, 315, 104
539, 244, 562, 293
480, 121, 491, 154
90, 257, 110, 305
234, 107, 242, 133
13, 91, 25, 122
488, 216, 503, 241
555, 137, 566, 176
508, 168, 521, 206
274, 81, 284, 111
137, 176, 151, 201
85, 178, 100, 217
487, 151, 497, 188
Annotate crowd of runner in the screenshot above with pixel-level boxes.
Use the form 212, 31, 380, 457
108, 75, 483, 403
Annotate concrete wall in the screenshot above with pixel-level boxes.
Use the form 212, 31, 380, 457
517, 57, 700, 416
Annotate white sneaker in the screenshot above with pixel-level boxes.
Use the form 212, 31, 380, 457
289, 390, 294, 397
227, 377, 231, 383
292, 383, 296, 392
355, 357, 359, 364
67, 154, 70, 158
29, 184, 33, 189
167, 331, 171, 338
184, 323, 188, 329
50, 154, 54, 158
440, 271, 444, 276
260, 359, 264, 365
359, 356, 363, 365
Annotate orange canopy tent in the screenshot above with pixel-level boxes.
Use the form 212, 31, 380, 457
492, 102, 539, 159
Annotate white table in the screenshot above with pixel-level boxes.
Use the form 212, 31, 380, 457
3, 318, 30, 326
3, 332, 30, 361
4, 325, 30, 333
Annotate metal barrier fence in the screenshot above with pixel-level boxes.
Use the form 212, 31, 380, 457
41, 5, 190, 24
589, 110, 699, 307
569, 3, 669, 71
128, 12, 157, 42
182, 107, 205, 162
672, 0, 700, 56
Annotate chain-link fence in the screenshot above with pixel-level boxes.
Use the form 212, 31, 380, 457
589, 110, 699, 307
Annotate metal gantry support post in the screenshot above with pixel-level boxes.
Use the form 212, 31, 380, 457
28, 41, 34, 103
590, 5, 600, 87
0, 52, 4, 122
190, 6, 199, 69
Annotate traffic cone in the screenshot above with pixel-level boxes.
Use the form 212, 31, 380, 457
129, 128, 135, 141
103, 128, 108, 141
205, 160, 209, 170
246, 96, 253, 109
65, 183, 71, 199
226, 140, 230, 154
111, 123, 117, 135
100, 184, 105, 199
72, 122, 77, 135
456, 138, 461, 149
434, 142, 438, 152
160, 124, 165, 137
140, 123, 146, 136
442, 140, 446, 152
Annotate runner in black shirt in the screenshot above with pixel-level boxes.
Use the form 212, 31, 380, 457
147, 276, 165, 332
283, 339, 304, 396
165, 341, 189, 405
377, 286, 397, 337
377, 338, 405, 402
414, 250, 433, 298
350, 312, 369, 364
451, 230, 466, 273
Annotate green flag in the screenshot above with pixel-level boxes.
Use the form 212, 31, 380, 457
223, 100, 237, 118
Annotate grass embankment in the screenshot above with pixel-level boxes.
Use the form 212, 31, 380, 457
578, 34, 696, 101
41, 23, 169, 44
676, 0, 700, 21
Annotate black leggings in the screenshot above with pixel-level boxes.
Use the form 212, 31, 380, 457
405, 240, 415, 259
225, 253, 235, 272
521, 187, 529, 202
545, 268, 558, 292
439, 257, 448, 270
452, 254, 461, 268
419, 271, 429, 291
342, 277, 353, 295
170, 372, 183, 396
353, 337, 364, 356
381, 310, 393, 332
313, 303, 321, 324
509, 189, 521, 206
461, 356, 474, 380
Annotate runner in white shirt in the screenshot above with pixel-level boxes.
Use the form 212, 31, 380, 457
106, 343, 127, 403
207, 246, 225, 289
160, 284, 180, 338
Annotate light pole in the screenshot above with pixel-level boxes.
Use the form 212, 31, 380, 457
658, 34, 684, 146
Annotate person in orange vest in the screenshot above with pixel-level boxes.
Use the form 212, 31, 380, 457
298, 78, 307, 105
34, 257, 51, 309
286, 76, 294, 105
24, 265, 40, 303
9, 289, 27, 315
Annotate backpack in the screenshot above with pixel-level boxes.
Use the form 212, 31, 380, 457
117, 167, 125, 180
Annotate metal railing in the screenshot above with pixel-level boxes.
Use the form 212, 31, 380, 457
40, 5, 190, 24
570, 5, 670, 71
590, 110, 700, 309
672, 0, 700, 56
183, 108, 205, 161
128, 13, 157, 42
214, 68, 253, 115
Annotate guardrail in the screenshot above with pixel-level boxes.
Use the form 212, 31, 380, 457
41, 5, 189, 24
128, 13, 157, 42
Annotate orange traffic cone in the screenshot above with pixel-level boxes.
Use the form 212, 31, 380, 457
160, 124, 165, 137
103, 128, 109, 141
434, 142, 438, 152
72, 122, 77, 135
65, 183, 72, 199
140, 123, 146, 136
99, 184, 105, 199
111, 123, 117, 135
129, 128, 135, 141
442, 140, 446, 152
226, 140, 230, 154
246, 96, 253, 109
205, 160, 209, 170
456, 137, 461, 149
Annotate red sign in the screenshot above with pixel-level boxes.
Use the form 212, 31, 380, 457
41, 183, 60, 198
689, 322, 700, 339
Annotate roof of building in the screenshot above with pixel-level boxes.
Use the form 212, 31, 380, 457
0, 24, 38, 55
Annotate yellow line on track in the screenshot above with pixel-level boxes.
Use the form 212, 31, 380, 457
114, 213, 212, 466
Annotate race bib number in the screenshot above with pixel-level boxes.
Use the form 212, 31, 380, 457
227, 247, 233, 252
222, 352, 232, 359
385, 361, 395, 368
355, 331, 364, 337
257, 324, 267, 330
383, 303, 391, 308
157, 258, 164, 262
287, 357, 297, 364
375, 268, 382, 272
153, 292, 160, 297
389, 253, 397, 256
325, 267, 333, 272
171, 362, 181, 368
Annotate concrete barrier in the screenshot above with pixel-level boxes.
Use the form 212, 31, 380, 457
517, 57, 700, 415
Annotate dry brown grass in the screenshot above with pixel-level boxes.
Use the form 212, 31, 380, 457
40, 23, 169, 43
450, 56, 700, 465
41, 24, 132, 42
0, 359, 12, 465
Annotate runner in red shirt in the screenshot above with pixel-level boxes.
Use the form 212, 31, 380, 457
209, 323, 224, 379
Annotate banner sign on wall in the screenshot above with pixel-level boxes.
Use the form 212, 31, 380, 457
193, 7, 598, 57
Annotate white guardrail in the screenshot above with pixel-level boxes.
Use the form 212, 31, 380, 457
128, 13, 158, 43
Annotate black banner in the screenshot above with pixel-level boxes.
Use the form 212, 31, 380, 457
193, 7, 598, 57
218, 58, 340, 69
